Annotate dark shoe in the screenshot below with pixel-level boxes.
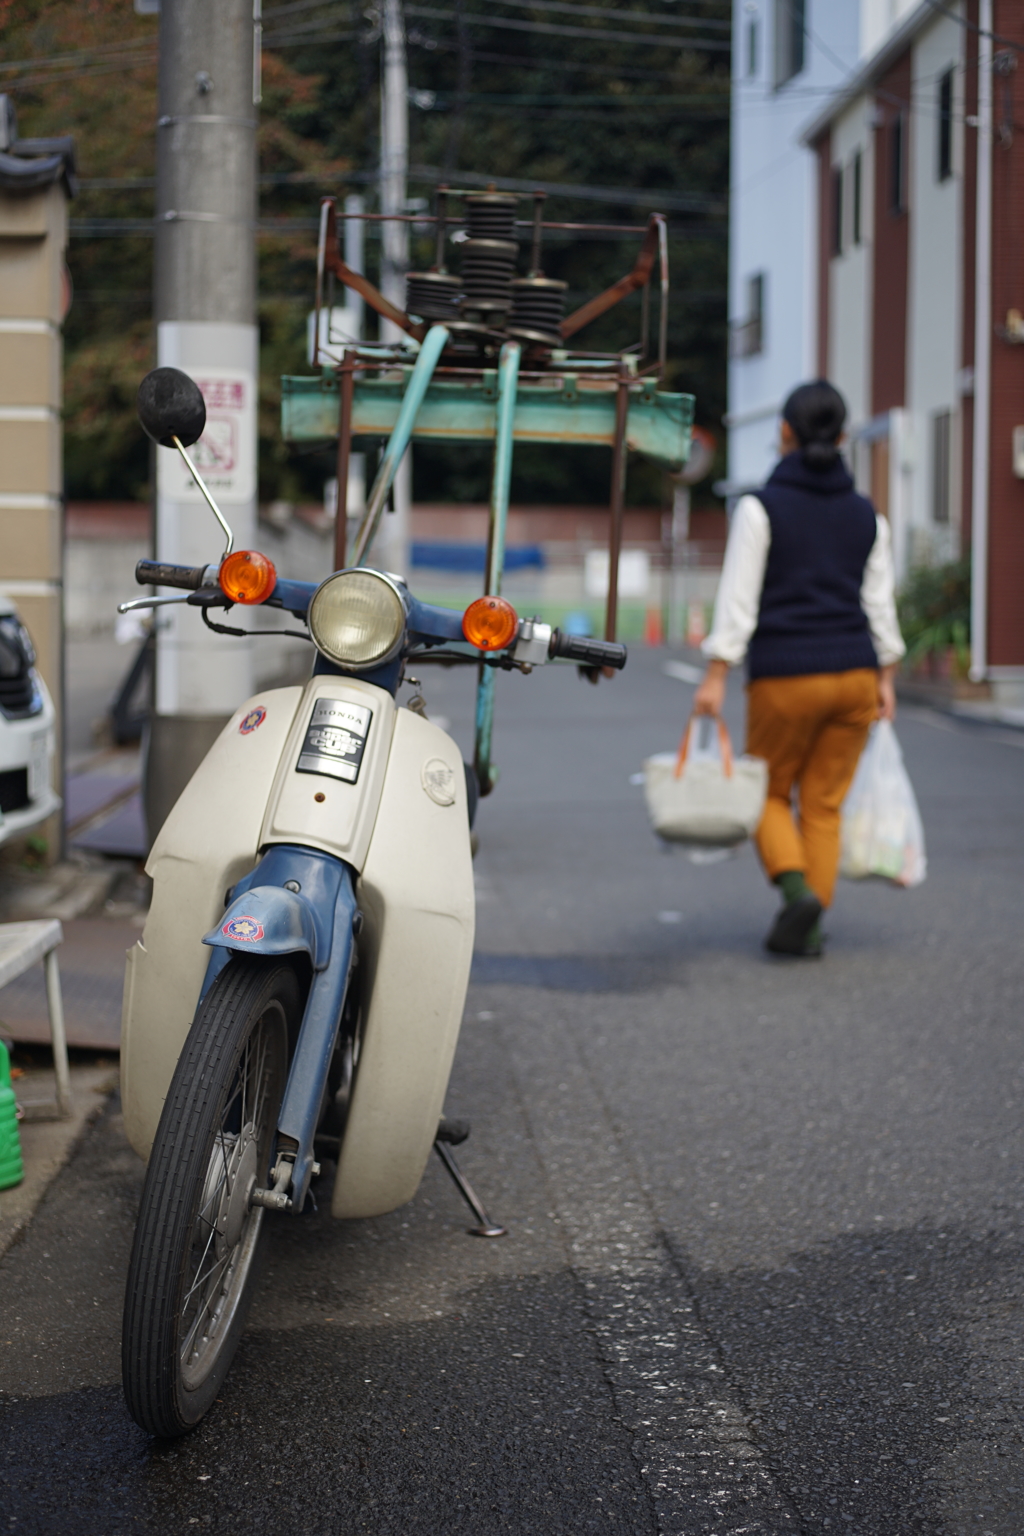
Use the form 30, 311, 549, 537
764, 894, 824, 956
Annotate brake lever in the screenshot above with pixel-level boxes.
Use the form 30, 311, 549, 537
117, 586, 226, 616
118, 593, 196, 615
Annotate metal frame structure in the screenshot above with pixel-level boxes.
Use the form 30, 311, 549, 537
283, 189, 694, 793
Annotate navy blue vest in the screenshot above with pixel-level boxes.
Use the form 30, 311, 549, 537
747, 452, 879, 681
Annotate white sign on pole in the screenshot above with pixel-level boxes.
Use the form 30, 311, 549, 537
156, 368, 257, 505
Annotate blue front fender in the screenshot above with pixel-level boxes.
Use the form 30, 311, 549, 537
202, 844, 348, 970
207, 885, 318, 962
198, 843, 360, 1213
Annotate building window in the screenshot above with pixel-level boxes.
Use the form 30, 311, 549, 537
730, 272, 765, 358
852, 149, 862, 244
831, 165, 843, 256
747, 16, 759, 78
938, 68, 954, 181
774, 0, 805, 88
890, 111, 906, 213
932, 411, 951, 523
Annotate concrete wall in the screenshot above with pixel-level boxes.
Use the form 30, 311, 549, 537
0, 180, 69, 853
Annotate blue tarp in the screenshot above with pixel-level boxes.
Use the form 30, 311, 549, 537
411, 542, 546, 573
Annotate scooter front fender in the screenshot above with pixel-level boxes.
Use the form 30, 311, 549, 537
201, 844, 349, 974
205, 887, 318, 963
202, 844, 360, 1211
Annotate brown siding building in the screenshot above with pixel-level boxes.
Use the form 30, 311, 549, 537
805, 0, 1024, 708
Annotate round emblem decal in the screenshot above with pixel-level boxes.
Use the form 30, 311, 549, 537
239, 706, 267, 735
223, 916, 265, 942
421, 757, 457, 807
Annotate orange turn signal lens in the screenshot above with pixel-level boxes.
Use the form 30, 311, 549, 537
219, 549, 277, 605
462, 594, 519, 652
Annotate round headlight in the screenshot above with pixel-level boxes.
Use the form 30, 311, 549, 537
307, 569, 406, 670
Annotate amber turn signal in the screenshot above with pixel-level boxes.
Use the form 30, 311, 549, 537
462, 594, 519, 651
219, 549, 277, 605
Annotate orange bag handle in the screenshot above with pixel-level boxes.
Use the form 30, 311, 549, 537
672, 714, 734, 780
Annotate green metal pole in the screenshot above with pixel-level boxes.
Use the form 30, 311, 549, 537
351, 324, 449, 566
475, 341, 521, 795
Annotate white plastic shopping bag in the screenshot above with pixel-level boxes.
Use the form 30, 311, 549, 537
643, 716, 767, 847
840, 719, 927, 887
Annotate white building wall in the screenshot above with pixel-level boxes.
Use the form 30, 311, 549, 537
828, 99, 875, 433
727, 0, 862, 493
905, 10, 964, 564
861, 0, 922, 58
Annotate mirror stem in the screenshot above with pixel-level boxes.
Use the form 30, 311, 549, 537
172, 435, 235, 556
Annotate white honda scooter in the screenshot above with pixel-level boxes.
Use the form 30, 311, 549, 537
117, 366, 627, 1437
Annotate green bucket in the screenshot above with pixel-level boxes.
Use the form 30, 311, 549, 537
0, 1039, 24, 1190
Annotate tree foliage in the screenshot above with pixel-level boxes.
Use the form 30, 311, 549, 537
5, 0, 729, 504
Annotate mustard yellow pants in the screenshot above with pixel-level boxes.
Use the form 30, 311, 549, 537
745, 669, 878, 907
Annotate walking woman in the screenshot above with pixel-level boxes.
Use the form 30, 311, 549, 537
693, 380, 905, 957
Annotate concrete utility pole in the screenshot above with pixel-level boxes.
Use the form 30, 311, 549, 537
377, 0, 411, 577
146, 0, 259, 840
0, 97, 74, 859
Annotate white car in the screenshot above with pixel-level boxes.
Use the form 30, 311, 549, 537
0, 596, 60, 846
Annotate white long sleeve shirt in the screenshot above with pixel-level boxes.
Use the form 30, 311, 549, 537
701, 494, 906, 669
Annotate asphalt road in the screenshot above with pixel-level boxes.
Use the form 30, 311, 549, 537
2, 646, 1023, 1535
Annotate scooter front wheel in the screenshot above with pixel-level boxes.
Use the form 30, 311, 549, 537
122, 958, 298, 1437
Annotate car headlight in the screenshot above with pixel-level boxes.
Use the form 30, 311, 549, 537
307, 569, 407, 670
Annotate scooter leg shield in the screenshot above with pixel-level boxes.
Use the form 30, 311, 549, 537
120, 687, 303, 1160
332, 708, 475, 1219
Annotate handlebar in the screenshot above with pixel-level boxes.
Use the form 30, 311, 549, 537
547, 629, 628, 670
135, 560, 214, 591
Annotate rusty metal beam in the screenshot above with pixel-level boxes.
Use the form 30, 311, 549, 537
318, 197, 424, 342
559, 214, 661, 341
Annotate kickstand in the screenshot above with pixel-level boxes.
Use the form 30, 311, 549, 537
433, 1120, 507, 1238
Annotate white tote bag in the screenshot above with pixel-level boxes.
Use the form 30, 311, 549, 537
643, 716, 768, 847
840, 719, 927, 886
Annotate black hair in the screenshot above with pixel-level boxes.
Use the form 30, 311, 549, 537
782, 379, 847, 470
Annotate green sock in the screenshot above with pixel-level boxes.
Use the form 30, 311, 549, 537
775, 870, 813, 905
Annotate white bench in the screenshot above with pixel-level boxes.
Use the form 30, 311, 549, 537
0, 920, 71, 1118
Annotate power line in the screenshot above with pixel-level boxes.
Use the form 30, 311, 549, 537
262, 0, 731, 28
407, 37, 705, 80
0, 37, 153, 74
420, 90, 728, 104
406, 163, 721, 210
921, 0, 1024, 56
78, 167, 723, 214
268, 7, 731, 50
404, 6, 731, 50
438, 0, 731, 31
263, 25, 361, 43
3, 54, 158, 93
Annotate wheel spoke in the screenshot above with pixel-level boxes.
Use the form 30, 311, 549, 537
181, 1252, 232, 1360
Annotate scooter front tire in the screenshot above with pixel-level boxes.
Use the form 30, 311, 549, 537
122, 957, 298, 1437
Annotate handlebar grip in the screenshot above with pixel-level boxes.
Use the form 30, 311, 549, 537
135, 560, 211, 590
548, 629, 628, 670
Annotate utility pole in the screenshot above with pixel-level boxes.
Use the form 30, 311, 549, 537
146, 0, 259, 841
377, 0, 411, 577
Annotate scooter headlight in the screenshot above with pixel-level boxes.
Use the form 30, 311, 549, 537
307, 569, 407, 670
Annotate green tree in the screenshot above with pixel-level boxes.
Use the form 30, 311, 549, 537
5, 0, 729, 504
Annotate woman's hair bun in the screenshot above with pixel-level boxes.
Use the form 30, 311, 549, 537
801, 439, 841, 469
782, 379, 847, 471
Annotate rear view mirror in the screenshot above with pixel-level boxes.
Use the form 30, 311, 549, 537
137, 367, 206, 448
